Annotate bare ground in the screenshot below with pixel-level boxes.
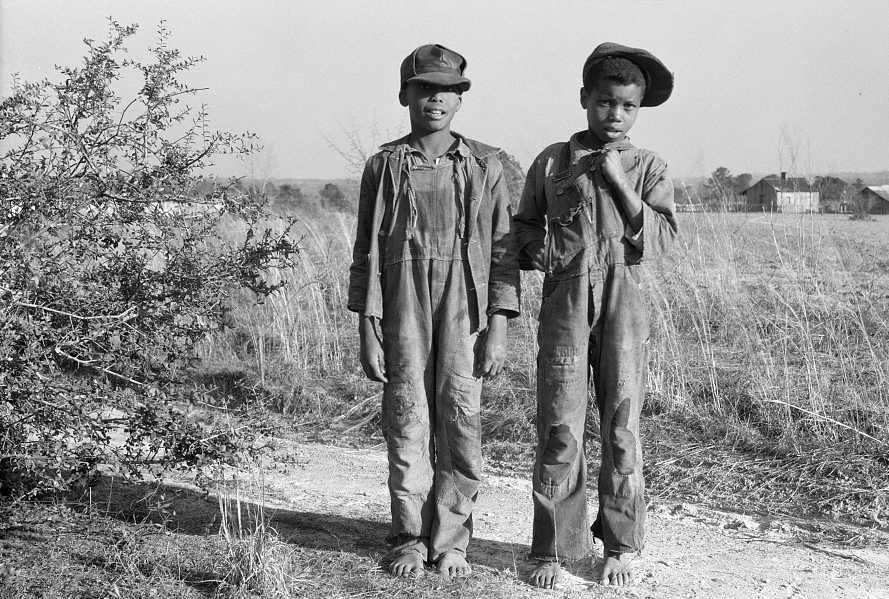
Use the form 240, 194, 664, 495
215, 440, 889, 598
4, 437, 887, 598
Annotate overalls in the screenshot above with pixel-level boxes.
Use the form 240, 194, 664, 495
380, 143, 483, 563
513, 132, 677, 560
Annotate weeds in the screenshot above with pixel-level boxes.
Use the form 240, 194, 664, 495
201, 207, 889, 525
216, 475, 312, 598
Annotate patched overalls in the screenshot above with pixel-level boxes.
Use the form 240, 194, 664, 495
513, 132, 677, 560
347, 135, 520, 563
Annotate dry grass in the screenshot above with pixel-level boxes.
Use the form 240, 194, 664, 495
0, 479, 536, 599
198, 207, 889, 527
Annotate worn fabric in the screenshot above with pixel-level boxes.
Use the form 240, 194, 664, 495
513, 131, 677, 559
348, 133, 520, 330
348, 135, 519, 562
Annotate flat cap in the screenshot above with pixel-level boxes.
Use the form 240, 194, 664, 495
583, 42, 673, 106
400, 44, 471, 92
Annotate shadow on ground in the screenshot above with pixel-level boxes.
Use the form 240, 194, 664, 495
81, 476, 531, 573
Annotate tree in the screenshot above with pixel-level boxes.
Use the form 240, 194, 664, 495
702, 167, 752, 211
702, 167, 736, 210
498, 151, 525, 209
319, 182, 351, 212
733, 173, 753, 194
849, 178, 872, 220
0, 20, 296, 495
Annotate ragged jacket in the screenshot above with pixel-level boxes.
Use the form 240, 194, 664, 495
347, 133, 520, 331
513, 132, 678, 281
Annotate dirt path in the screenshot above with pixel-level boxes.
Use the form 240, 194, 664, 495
226, 440, 889, 598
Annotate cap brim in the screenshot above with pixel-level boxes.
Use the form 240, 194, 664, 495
404, 71, 471, 92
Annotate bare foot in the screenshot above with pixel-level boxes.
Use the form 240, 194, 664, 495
599, 552, 635, 586
388, 549, 425, 578
529, 560, 561, 589
437, 552, 472, 579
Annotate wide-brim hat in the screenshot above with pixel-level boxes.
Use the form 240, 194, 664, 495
400, 44, 471, 93
582, 42, 673, 107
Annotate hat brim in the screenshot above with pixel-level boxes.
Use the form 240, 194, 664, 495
585, 44, 673, 107
627, 54, 672, 107
404, 71, 471, 92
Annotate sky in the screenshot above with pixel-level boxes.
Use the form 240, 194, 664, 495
2, 0, 888, 180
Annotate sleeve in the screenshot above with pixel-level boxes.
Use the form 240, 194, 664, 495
637, 154, 678, 259
486, 159, 521, 318
346, 156, 381, 314
512, 149, 550, 270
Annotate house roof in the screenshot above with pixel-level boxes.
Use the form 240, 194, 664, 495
762, 175, 815, 192
862, 185, 889, 203
742, 175, 815, 195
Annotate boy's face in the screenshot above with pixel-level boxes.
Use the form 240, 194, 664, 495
400, 80, 462, 134
580, 80, 643, 144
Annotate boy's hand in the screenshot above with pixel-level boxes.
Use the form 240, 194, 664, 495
525, 240, 546, 271
600, 149, 643, 232
600, 149, 629, 190
359, 316, 388, 383
475, 313, 507, 378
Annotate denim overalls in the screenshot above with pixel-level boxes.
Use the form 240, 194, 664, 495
348, 135, 520, 563
513, 132, 678, 559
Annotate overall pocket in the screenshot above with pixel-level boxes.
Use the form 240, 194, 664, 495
546, 174, 590, 274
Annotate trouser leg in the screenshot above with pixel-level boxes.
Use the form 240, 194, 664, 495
590, 265, 648, 554
428, 259, 482, 562
381, 262, 434, 558
530, 275, 594, 561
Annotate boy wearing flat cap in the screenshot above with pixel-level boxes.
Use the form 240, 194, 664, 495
348, 44, 519, 579
513, 42, 678, 588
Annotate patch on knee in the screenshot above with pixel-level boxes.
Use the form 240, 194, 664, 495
541, 345, 576, 370
540, 424, 577, 485
383, 381, 417, 438
445, 413, 482, 499
610, 399, 636, 475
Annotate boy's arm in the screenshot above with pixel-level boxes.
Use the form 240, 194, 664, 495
347, 157, 380, 314
359, 314, 387, 382
512, 150, 549, 270
601, 150, 678, 258
486, 160, 520, 319
348, 157, 388, 382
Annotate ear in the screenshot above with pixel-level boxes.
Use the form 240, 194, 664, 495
454, 94, 463, 112
579, 86, 590, 110
398, 88, 408, 107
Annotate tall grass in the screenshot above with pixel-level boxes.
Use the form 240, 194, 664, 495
200, 206, 889, 522
648, 210, 889, 452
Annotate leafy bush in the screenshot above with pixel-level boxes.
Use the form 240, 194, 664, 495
0, 20, 296, 496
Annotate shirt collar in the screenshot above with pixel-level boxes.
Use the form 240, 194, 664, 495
400, 133, 472, 161
396, 132, 472, 158
568, 130, 634, 162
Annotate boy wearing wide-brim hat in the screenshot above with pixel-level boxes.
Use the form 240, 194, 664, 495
348, 44, 520, 579
513, 42, 678, 588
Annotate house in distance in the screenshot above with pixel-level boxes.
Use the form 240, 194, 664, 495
854, 185, 889, 215
742, 172, 820, 213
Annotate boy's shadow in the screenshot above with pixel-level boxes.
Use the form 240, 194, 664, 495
85, 476, 533, 574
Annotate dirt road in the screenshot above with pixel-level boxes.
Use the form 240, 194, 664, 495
231, 441, 889, 598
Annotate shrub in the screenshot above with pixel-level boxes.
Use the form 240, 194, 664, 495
0, 19, 296, 496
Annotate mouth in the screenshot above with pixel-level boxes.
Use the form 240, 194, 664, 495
423, 108, 447, 120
